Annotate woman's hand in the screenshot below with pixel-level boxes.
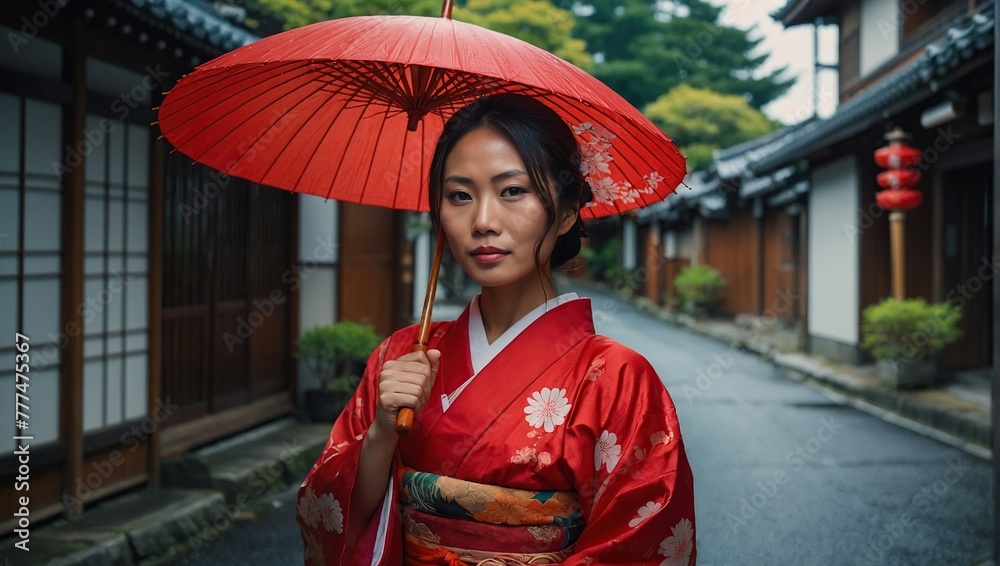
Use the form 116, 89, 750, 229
371, 349, 441, 440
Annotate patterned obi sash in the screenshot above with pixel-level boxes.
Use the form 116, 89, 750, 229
399, 468, 584, 565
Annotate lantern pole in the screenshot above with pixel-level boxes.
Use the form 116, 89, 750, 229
874, 128, 922, 300
889, 211, 905, 300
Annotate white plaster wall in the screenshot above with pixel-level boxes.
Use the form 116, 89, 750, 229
622, 217, 637, 270
808, 155, 860, 345
298, 195, 339, 332
860, 0, 900, 76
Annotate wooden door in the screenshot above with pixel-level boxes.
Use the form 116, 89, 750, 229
938, 162, 993, 370
162, 154, 294, 425
338, 203, 401, 336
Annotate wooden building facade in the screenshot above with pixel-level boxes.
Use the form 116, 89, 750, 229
637, 0, 994, 377
0, 0, 411, 530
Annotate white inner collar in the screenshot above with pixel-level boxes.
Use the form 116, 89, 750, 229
468, 291, 580, 376
440, 291, 581, 413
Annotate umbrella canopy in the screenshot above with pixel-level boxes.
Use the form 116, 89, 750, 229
156, 13, 686, 218
156, 4, 688, 434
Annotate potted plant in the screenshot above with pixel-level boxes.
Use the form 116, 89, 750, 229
295, 321, 382, 422
861, 298, 962, 389
672, 264, 726, 317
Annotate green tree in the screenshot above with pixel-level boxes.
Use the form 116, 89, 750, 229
455, 0, 592, 71
644, 84, 779, 170
556, 0, 794, 110
240, 0, 441, 34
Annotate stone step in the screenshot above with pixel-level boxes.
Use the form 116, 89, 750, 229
0, 488, 224, 566
162, 420, 331, 506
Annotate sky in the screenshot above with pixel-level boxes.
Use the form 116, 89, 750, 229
713, 0, 840, 124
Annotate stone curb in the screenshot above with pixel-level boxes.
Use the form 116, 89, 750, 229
663, 310, 992, 457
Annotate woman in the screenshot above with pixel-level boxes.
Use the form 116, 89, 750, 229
297, 94, 696, 565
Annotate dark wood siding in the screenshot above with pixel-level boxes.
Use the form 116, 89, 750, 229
161, 153, 294, 428
705, 208, 759, 315
763, 209, 800, 322
338, 202, 402, 336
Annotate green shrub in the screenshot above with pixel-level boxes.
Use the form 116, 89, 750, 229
861, 298, 962, 362
606, 266, 636, 298
673, 264, 726, 313
295, 321, 382, 391
579, 238, 619, 282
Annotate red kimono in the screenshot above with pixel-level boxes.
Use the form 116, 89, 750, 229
297, 297, 696, 565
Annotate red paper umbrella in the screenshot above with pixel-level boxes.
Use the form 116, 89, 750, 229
157, 6, 685, 219
156, 1, 686, 433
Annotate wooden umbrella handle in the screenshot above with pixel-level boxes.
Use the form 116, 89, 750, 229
396, 228, 445, 436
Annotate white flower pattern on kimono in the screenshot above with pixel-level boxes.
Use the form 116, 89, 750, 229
298, 487, 319, 529
629, 501, 662, 528
317, 493, 344, 534
594, 430, 622, 473
300, 487, 344, 534
586, 358, 606, 381
535, 451, 552, 471
524, 387, 571, 433
511, 446, 537, 464
658, 517, 694, 566
302, 528, 326, 565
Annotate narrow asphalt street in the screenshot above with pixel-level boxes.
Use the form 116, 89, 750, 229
173, 286, 993, 565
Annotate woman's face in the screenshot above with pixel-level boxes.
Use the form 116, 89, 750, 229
439, 127, 576, 290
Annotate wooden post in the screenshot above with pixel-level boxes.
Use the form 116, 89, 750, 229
889, 211, 906, 300
991, 1, 999, 561
148, 100, 165, 487
59, 18, 86, 520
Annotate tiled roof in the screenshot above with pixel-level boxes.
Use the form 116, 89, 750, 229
127, 0, 259, 52
918, 6, 995, 82
770, 0, 838, 27
635, 170, 727, 223
739, 165, 797, 199
751, 2, 994, 175
712, 119, 817, 180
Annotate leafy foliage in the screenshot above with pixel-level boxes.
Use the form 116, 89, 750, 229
554, 0, 794, 110
239, 0, 441, 33
861, 298, 962, 362
673, 264, 725, 313
579, 237, 619, 282
645, 84, 780, 170
455, 0, 592, 71
295, 321, 383, 391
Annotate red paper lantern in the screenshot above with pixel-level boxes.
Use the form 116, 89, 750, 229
875, 188, 923, 211
876, 169, 921, 190
874, 143, 922, 169
874, 128, 923, 211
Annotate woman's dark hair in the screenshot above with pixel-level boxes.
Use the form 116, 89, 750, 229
428, 93, 592, 272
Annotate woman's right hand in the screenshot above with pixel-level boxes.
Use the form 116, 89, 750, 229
371, 349, 441, 439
